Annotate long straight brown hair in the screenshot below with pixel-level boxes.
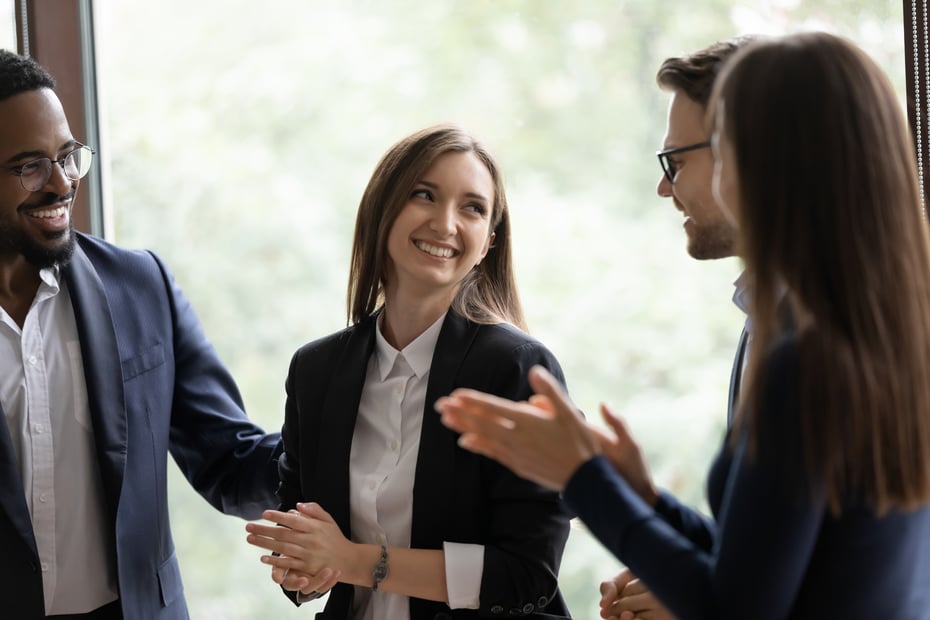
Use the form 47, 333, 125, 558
715, 32, 930, 514
347, 124, 526, 331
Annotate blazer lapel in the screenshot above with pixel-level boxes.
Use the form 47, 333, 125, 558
313, 320, 375, 534
411, 312, 477, 548
62, 242, 127, 518
727, 323, 750, 427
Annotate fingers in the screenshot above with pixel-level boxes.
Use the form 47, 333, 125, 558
600, 402, 634, 444
295, 502, 335, 524
436, 395, 519, 437
300, 567, 341, 596
600, 569, 634, 600
256, 508, 311, 531
599, 578, 619, 604
246, 522, 310, 560
600, 569, 636, 612
526, 366, 576, 415
281, 570, 310, 592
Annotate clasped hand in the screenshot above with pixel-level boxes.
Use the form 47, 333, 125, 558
245, 502, 345, 598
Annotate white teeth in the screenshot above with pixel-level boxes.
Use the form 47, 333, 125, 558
415, 241, 455, 258
29, 206, 67, 219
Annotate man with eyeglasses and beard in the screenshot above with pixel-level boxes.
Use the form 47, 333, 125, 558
598, 37, 751, 620
0, 50, 281, 619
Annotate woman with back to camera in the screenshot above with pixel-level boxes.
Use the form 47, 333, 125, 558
437, 33, 930, 619
246, 124, 572, 619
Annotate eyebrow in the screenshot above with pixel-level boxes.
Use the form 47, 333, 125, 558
417, 180, 490, 203
5, 139, 77, 165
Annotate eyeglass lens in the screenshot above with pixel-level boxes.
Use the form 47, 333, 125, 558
20, 146, 94, 192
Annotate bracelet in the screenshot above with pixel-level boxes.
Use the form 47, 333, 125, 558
371, 544, 388, 591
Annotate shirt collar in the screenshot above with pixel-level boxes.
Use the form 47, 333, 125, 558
374, 311, 447, 380
36, 266, 62, 299
39, 266, 60, 288
732, 270, 751, 316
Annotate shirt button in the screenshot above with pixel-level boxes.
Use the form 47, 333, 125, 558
41, 563, 48, 572
28, 355, 37, 365
369, 481, 377, 491
390, 440, 398, 451
39, 494, 48, 503
34, 424, 45, 433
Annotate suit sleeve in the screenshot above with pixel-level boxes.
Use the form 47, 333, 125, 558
563, 339, 824, 620
652, 491, 716, 552
475, 340, 572, 617
153, 252, 282, 520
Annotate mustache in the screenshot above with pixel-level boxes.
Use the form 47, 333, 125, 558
20, 190, 76, 210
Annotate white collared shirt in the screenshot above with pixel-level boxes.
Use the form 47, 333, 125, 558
349, 312, 483, 619
0, 268, 117, 614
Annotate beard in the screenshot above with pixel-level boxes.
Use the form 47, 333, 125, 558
21, 222, 76, 268
0, 202, 77, 269
687, 221, 737, 260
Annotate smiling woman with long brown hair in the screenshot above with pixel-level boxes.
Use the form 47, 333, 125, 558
245, 124, 572, 619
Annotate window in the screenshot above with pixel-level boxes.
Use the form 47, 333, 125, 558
26, 0, 911, 616
1, 1, 15, 52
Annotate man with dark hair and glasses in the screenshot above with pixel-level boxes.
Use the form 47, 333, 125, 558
598, 37, 752, 620
0, 49, 281, 619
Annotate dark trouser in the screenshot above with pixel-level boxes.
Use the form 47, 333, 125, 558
48, 600, 122, 619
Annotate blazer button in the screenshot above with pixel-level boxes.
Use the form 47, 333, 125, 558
522, 603, 535, 614
491, 605, 504, 614
537, 595, 548, 607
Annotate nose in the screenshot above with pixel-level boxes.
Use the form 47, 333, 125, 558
430, 203, 456, 236
657, 173, 673, 197
42, 161, 76, 195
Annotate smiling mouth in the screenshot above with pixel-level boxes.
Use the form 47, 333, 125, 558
26, 204, 69, 220
415, 240, 457, 258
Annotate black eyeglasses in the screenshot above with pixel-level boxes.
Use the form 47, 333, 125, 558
656, 140, 710, 183
2, 143, 95, 192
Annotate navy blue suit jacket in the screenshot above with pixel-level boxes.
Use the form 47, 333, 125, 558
0, 233, 281, 619
277, 311, 572, 619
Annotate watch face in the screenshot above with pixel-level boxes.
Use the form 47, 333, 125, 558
372, 545, 389, 589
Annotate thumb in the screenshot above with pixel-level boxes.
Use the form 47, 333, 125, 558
527, 366, 575, 417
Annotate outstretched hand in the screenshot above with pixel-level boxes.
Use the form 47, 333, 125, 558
435, 365, 601, 491
591, 403, 660, 506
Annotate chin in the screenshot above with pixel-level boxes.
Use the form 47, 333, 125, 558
24, 230, 76, 269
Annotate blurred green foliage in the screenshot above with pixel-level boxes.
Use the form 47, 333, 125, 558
93, 0, 903, 617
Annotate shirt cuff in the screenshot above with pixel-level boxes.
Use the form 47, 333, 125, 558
443, 541, 484, 609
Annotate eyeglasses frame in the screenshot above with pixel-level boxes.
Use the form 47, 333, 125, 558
656, 140, 711, 184
1, 143, 96, 191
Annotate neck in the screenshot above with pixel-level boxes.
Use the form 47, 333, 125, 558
380, 290, 451, 350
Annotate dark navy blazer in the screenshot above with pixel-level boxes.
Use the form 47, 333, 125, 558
0, 233, 281, 619
565, 335, 930, 620
277, 311, 573, 619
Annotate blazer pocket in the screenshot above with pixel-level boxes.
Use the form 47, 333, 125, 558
157, 550, 183, 608
121, 343, 166, 381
